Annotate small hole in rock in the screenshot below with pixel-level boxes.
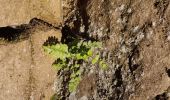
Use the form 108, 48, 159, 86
165, 67, 170, 77
155, 93, 168, 100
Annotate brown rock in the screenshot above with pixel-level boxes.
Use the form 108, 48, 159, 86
0, 20, 61, 99
0, 0, 62, 27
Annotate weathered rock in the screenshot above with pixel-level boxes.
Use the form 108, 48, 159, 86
30, 24, 61, 100
0, 19, 61, 100
0, 0, 62, 27
0, 41, 31, 100
58, 0, 170, 100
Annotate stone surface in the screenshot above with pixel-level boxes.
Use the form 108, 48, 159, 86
30, 27, 61, 100
0, 41, 31, 100
1, 0, 170, 100
0, 0, 62, 27
0, 21, 61, 99
0, 0, 63, 99
59, 0, 170, 99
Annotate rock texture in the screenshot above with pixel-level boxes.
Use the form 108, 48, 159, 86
0, 0, 62, 27
0, 40, 31, 100
57, 0, 170, 100
1, 0, 170, 100
0, 19, 61, 100
0, 0, 63, 99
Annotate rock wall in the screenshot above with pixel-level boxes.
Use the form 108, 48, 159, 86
0, 13, 62, 100
0, 0, 62, 27
0, 0, 63, 99
62, 0, 170, 100
0, 0, 170, 99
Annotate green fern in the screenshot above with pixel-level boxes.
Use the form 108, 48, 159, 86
43, 44, 71, 60
43, 39, 106, 92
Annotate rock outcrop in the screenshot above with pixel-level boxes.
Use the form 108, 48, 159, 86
0, 0, 63, 99
0, 19, 62, 100
0, 0, 62, 27
55, 0, 170, 100
1, 0, 170, 100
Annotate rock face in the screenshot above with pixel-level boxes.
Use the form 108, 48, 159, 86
0, 0, 63, 99
0, 0, 62, 27
57, 0, 170, 100
0, 40, 31, 100
1, 0, 170, 100
0, 19, 61, 99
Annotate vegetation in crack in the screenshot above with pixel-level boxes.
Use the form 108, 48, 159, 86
43, 39, 106, 92
43, 25, 108, 96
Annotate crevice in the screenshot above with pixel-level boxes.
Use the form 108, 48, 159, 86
61, 25, 96, 44
154, 0, 169, 18
128, 46, 139, 75
27, 33, 36, 100
63, 0, 90, 41
0, 17, 61, 43
115, 66, 123, 87
0, 25, 30, 41
77, 0, 90, 34
0, 17, 62, 99
155, 93, 168, 100
153, 86, 170, 100
165, 67, 170, 77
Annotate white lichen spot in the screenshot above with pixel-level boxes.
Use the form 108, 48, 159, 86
141, 71, 144, 76
119, 4, 125, 11
73, 16, 77, 21
117, 52, 122, 59
30, 92, 34, 100
109, 10, 113, 14
127, 8, 132, 13
167, 93, 170, 97
80, 96, 88, 100
89, 68, 94, 74
121, 45, 127, 53
69, 92, 76, 100
147, 96, 151, 100
119, 36, 123, 43
115, 8, 119, 12
122, 17, 127, 23
167, 36, 170, 41
141, 85, 145, 89
133, 26, 139, 33
100, 27, 104, 31
80, 25, 85, 33
126, 38, 135, 45
98, 5, 100, 9
97, 29, 103, 38
110, 34, 115, 39
135, 32, 145, 45
146, 30, 153, 39
152, 22, 156, 27
167, 32, 170, 41
116, 18, 122, 23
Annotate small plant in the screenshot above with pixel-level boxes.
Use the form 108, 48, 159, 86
43, 38, 107, 92
99, 60, 108, 70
